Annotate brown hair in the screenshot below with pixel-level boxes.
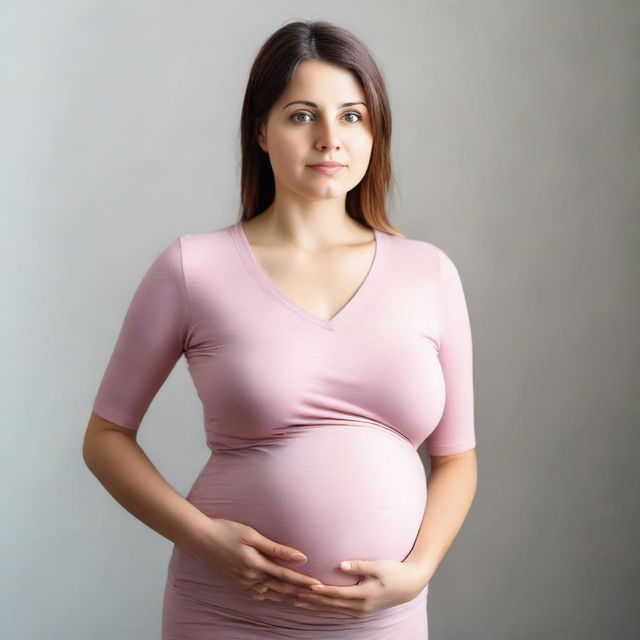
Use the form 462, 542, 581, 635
238, 20, 404, 238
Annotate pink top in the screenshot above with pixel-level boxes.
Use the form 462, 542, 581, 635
92, 221, 475, 456
91, 221, 475, 636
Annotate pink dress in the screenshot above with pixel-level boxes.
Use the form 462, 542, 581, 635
92, 221, 476, 639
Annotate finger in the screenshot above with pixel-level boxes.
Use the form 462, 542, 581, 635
249, 586, 303, 607
258, 558, 323, 588
247, 584, 269, 595
304, 584, 365, 600
246, 580, 296, 598
247, 531, 309, 565
261, 549, 309, 564
297, 591, 364, 609
238, 570, 270, 587
251, 590, 286, 603
256, 578, 308, 597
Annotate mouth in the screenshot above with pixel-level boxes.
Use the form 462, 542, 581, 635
308, 163, 345, 168
307, 163, 346, 175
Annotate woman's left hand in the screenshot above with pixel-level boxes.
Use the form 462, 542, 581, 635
252, 559, 431, 619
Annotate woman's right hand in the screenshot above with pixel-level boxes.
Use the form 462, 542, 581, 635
199, 518, 323, 603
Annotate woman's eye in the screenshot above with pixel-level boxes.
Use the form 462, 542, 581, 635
291, 112, 312, 123
290, 112, 362, 124
343, 112, 362, 123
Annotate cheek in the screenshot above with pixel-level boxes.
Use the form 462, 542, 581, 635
351, 134, 373, 159
269, 135, 305, 169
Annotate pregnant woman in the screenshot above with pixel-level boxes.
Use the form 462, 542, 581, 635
83, 20, 478, 639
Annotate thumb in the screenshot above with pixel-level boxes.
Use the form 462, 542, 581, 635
339, 559, 378, 576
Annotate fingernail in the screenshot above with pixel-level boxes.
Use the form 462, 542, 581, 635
309, 584, 324, 590
340, 561, 351, 570
291, 553, 306, 561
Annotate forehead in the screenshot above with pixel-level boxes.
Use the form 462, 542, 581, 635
279, 60, 366, 104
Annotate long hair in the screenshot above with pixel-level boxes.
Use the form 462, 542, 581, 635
238, 20, 404, 237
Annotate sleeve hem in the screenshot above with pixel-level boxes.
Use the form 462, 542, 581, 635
91, 403, 140, 431
426, 439, 476, 456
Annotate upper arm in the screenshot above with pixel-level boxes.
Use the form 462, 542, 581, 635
90, 237, 190, 433
423, 246, 476, 457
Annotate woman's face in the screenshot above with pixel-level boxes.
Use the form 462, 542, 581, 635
257, 60, 374, 202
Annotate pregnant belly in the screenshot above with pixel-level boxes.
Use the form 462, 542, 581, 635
185, 424, 427, 587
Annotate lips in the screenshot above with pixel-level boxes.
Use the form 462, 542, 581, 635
309, 163, 345, 168
308, 164, 345, 175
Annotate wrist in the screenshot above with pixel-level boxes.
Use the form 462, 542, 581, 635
177, 511, 221, 560
403, 558, 436, 588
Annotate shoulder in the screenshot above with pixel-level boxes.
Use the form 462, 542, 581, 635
177, 223, 235, 250
381, 229, 439, 255
125, 225, 236, 286
381, 230, 466, 291
172, 223, 240, 275
381, 229, 453, 268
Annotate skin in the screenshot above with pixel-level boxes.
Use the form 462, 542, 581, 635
243, 59, 377, 323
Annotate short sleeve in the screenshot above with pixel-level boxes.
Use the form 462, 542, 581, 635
424, 247, 476, 456
91, 237, 190, 431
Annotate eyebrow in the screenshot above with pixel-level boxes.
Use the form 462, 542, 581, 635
282, 100, 367, 110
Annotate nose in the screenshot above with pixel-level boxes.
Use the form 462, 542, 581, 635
314, 119, 341, 152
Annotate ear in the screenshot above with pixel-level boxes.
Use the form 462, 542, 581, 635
257, 122, 268, 153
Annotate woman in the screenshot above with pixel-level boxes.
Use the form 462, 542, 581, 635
83, 20, 478, 639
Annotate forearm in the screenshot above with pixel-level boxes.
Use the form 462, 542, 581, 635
82, 430, 215, 561
404, 451, 478, 580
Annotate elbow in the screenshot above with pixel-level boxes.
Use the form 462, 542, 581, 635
429, 448, 478, 491
83, 411, 138, 466
82, 428, 99, 471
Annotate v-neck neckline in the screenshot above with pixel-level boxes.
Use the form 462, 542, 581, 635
230, 220, 385, 331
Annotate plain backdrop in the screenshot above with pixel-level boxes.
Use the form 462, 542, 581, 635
2, 1, 639, 638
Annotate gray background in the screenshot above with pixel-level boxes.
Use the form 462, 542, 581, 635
2, 1, 638, 638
